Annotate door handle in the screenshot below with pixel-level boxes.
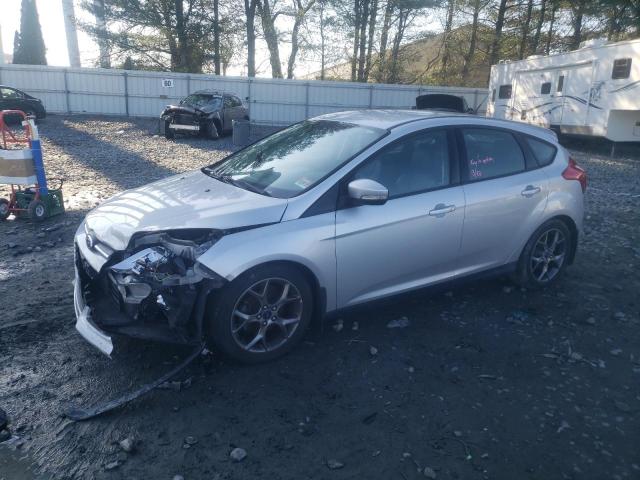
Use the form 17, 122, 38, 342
521, 185, 541, 197
429, 203, 456, 217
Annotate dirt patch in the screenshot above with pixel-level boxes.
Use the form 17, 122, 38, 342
1, 117, 639, 479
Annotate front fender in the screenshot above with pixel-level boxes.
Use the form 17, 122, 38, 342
196, 213, 337, 312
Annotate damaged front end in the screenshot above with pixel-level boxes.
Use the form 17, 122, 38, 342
75, 229, 226, 354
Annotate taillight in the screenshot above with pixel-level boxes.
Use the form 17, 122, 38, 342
562, 157, 587, 192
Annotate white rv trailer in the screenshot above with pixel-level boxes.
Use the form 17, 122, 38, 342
486, 38, 640, 142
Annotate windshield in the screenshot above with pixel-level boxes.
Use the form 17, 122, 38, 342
202, 120, 386, 198
182, 94, 221, 108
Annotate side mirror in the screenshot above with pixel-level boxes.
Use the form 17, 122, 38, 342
348, 178, 388, 205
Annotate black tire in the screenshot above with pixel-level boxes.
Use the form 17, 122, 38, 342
27, 200, 47, 222
206, 120, 220, 140
0, 198, 10, 221
164, 120, 175, 139
206, 264, 314, 364
513, 219, 572, 289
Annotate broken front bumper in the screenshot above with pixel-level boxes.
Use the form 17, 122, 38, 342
74, 267, 114, 357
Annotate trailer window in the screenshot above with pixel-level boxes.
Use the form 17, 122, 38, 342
540, 82, 551, 94
557, 75, 564, 92
612, 58, 632, 79
498, 85, 512, 99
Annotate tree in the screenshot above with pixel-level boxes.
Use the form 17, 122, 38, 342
517, 0, 533, 59
258, 0, 284, 78
213, 0, 221, 74
13, 0, 47, 65
93, 0, 111, 68
440, 0, 455, 79
488, 0, 509, 68
569, 0, 588, 50
530, 0, 547, 54
81, 0, 241, 73
286, 0, 317, 79
244, 0, 258, 76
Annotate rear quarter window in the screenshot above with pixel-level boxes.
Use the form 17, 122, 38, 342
524, 136, 557, 167
461, 128, 525, 181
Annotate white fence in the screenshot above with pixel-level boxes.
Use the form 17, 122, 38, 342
0, 64, 488, 125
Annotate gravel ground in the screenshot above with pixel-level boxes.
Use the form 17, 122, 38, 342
0, 116, 639, 480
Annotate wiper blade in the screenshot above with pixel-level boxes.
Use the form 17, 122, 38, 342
226, 176, 270, 196
205, 170, 270, 196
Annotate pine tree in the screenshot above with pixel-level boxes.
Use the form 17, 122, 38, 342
13, 0, 47, 65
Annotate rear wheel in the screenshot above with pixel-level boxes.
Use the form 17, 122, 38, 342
0, 199, 10, 220
514, 219, 571, 288
207, 264, 314, 364
28, 200, 47, 222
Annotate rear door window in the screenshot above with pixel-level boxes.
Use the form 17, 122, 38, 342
461, 128, 525, 181
540, 82, 551, 94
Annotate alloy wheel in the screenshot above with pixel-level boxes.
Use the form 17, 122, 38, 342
530, 228, 566, 283
231, 278, 303, 353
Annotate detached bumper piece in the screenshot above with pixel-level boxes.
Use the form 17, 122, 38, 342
65, 343, 204, 421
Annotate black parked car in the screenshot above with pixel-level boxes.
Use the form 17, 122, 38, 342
160, 90, 249, 140
0, 85, 46, 120
415, 93, 475, 114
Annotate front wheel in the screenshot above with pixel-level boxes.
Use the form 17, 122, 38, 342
205, 120, 219, 140
513, 219, 572, 288
206, 264, 314, 364
164, 120, 175, 139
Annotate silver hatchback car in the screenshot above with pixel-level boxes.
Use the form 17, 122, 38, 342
74, 110, 586, 363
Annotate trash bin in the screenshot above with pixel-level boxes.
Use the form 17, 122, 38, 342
232, 119, 250, 146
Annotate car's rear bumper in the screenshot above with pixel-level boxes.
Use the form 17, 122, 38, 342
74, 267, 114, 357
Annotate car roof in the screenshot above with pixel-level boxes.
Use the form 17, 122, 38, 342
192, 90, 234, 96
315, 109, 464, 129
314, 109, 557, 142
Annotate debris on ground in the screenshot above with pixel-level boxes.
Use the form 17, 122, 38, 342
423, 466, 437, 479
118, 437, 135, 453
326, 459, 344, 470
230, 447, 247, 462
386, 316, 410, 329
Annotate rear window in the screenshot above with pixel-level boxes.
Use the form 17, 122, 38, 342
462, 128, 525, 181
612, 58, 632, 79
541, 82, 551, 94
524, 136, 557, 167
498, 85, 512, 99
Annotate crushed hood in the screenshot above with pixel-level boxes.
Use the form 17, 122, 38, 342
84, 170, 288, 251
162, 104, 216, 115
